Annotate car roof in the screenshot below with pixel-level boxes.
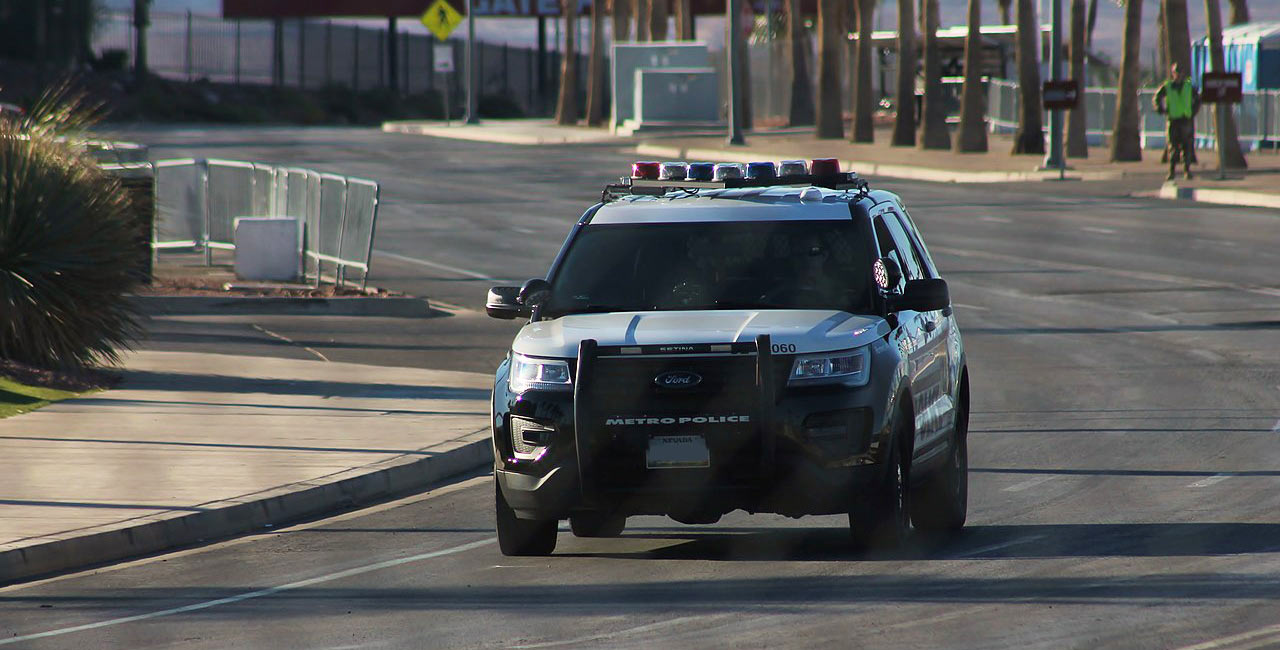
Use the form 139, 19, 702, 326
590, 186, 892, 225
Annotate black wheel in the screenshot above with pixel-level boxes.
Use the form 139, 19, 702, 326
911, 395, 969, 533
495, 478, 557, 556
569, 512, 626, 538
849, 414, 911, 551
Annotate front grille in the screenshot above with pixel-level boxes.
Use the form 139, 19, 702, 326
578, 352, 789, 491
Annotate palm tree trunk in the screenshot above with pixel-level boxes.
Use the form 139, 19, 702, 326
1066, 0, 1088, 157
1205, 0, 1247, 169
956, 0, 988, 152
612, 0, 632, 42
998, 0, 1012, 25
891, 0, 916, 146
555, 0, 580, 125
1110, 0, 1142, 161
585, 0, 606, 125
815, 0, 843, 138
1228, 0, 1248, 24
788, 0, 815, 126
1157, 1, 1169, 77
1085, 0, 1098, 47
636, 0, 651, 40
675, 0, 693, 38
850, 0, 875, 142
1165, 0, 1191, 70
919, 0, 949, 148
1012, 0, 1044, 153
649, 0, 668, 40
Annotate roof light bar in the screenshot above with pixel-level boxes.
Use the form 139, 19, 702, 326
687, 162, 715, 181
659, 162, 688, 180
779, 160, 808, 176
713, 163, 745, 181
746, 161, 777, 180
810, 158, 841, 176
631, 161, 661, 180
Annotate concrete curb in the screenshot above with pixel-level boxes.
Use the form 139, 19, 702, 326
131, 295, 433, 317
634, 144, 1128, 184
0, 432, 492, 586
381, 121, 628, 146
1157, 183, 1280, 209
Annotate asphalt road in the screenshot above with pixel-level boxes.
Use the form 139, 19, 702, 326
3, 127, 1280, 648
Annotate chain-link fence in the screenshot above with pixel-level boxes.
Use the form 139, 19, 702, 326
988, 78, 1280, 150
91, 10, 585, 115
150, 158, 379, 287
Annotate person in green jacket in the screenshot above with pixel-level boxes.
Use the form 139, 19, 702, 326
1153, 62, 1201, 181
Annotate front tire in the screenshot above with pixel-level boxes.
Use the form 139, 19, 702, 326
849, 414, 911, 551
911, 397, 969, 533
495, 478, 558, 556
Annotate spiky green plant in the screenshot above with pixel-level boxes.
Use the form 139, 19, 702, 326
0, 84, 142, 369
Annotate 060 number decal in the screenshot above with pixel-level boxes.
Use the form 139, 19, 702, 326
771, 343, 797, 354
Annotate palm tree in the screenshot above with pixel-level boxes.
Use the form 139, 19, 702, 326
891, 0, 916, 146
1086, 0, 1098, 47
919, 0, 949, 148
998, 0, 1012, 24
1205, 0, 1247, 168
676, 0, 693, 38
1110, 0, 1141, 161
612, 0, 632, 42
815, 0, 843, 138
1066, 0, 1088, 157
1228, 0, 1248, 24
956, 0, 988, 151
1012, 0, 1044, 154
850, 0, 875, 142
1165, 0, 1191, 71
555, 0, 580, 124
637, 0, 651, 39
787, 0, 815, 126
586, 0, 606, 125
649, 0, 668, 40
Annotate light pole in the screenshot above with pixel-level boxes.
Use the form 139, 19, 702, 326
465, 0, 479, 124
726, 0, 745, 145
1042, 0, 1065, 172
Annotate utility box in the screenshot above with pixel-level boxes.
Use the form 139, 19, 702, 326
631, 67, 722, 132
611, 42, 711, 132
234, 217, 300, 282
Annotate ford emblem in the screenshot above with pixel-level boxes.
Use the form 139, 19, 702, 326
654, 370, 703, 389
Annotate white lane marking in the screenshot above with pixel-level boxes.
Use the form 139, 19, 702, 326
949, 534, 1046, 558
1174, 622, 1280, 650
885, 606, 993, 631
979, 216, 1012, 223
1189, 348, 1226, 364
252, 324, 330, 362
953, 303, 989, 311
1271, 419, 1280, 432
1187, 473, 1232, 488
511, 226, 538, 234
1081, 226, 1117, 235
1003, 475, 1058, 492
374, 249, 510, 283
513, 615, 718, 649
0, 538, 496, 646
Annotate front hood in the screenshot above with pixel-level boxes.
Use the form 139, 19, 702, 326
512, 310, 889, 359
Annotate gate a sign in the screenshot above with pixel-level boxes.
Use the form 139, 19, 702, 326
1042, 80, 1080, 110
1202, 72, 1243, 104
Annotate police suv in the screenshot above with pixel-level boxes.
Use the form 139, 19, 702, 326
486, 159, 969, 556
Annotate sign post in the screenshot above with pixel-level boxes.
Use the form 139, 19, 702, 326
433, 43, 455, 124
1202, 71, 1243, 180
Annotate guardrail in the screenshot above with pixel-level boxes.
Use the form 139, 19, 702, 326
151, 158, 379, 287
987, 78, 1280, 150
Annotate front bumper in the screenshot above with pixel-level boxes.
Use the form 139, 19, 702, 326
493, 336, 901, 520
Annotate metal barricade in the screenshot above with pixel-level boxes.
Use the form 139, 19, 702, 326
152, 159, 207, 250
340, 178, 379, 288
206, 159, 256, 256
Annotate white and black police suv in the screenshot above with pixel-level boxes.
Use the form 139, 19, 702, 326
486, 159, 969, 556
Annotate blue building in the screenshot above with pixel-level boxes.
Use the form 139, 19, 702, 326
1192, 21, 1280, 91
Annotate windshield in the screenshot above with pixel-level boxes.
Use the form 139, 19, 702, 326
544, 220, 876, 317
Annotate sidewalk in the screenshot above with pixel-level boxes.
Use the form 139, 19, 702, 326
0, 350, 493, 585
380, 118, 1280, 208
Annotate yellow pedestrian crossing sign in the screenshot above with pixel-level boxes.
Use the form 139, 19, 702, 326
421, 0, 464, 42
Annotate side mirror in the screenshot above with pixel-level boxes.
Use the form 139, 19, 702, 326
889, 278, 950, 313
518, 278, 552, 307
486, 286, 529, 320
875, 257, 903, 291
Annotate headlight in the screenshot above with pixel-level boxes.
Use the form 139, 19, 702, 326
789, 347, 871, 386
509, 354, 573, 393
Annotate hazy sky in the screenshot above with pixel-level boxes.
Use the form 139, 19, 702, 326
102, 0, 1279, 62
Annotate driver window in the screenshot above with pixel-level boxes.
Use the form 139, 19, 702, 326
872, 216, 908, 293
880, 212, 925, 281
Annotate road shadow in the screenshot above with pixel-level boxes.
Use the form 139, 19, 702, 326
116, 370, 490, 401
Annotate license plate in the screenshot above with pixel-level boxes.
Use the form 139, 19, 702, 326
646, 435, 710, 469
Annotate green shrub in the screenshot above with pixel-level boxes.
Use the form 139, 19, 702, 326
0, 86, 142, 369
